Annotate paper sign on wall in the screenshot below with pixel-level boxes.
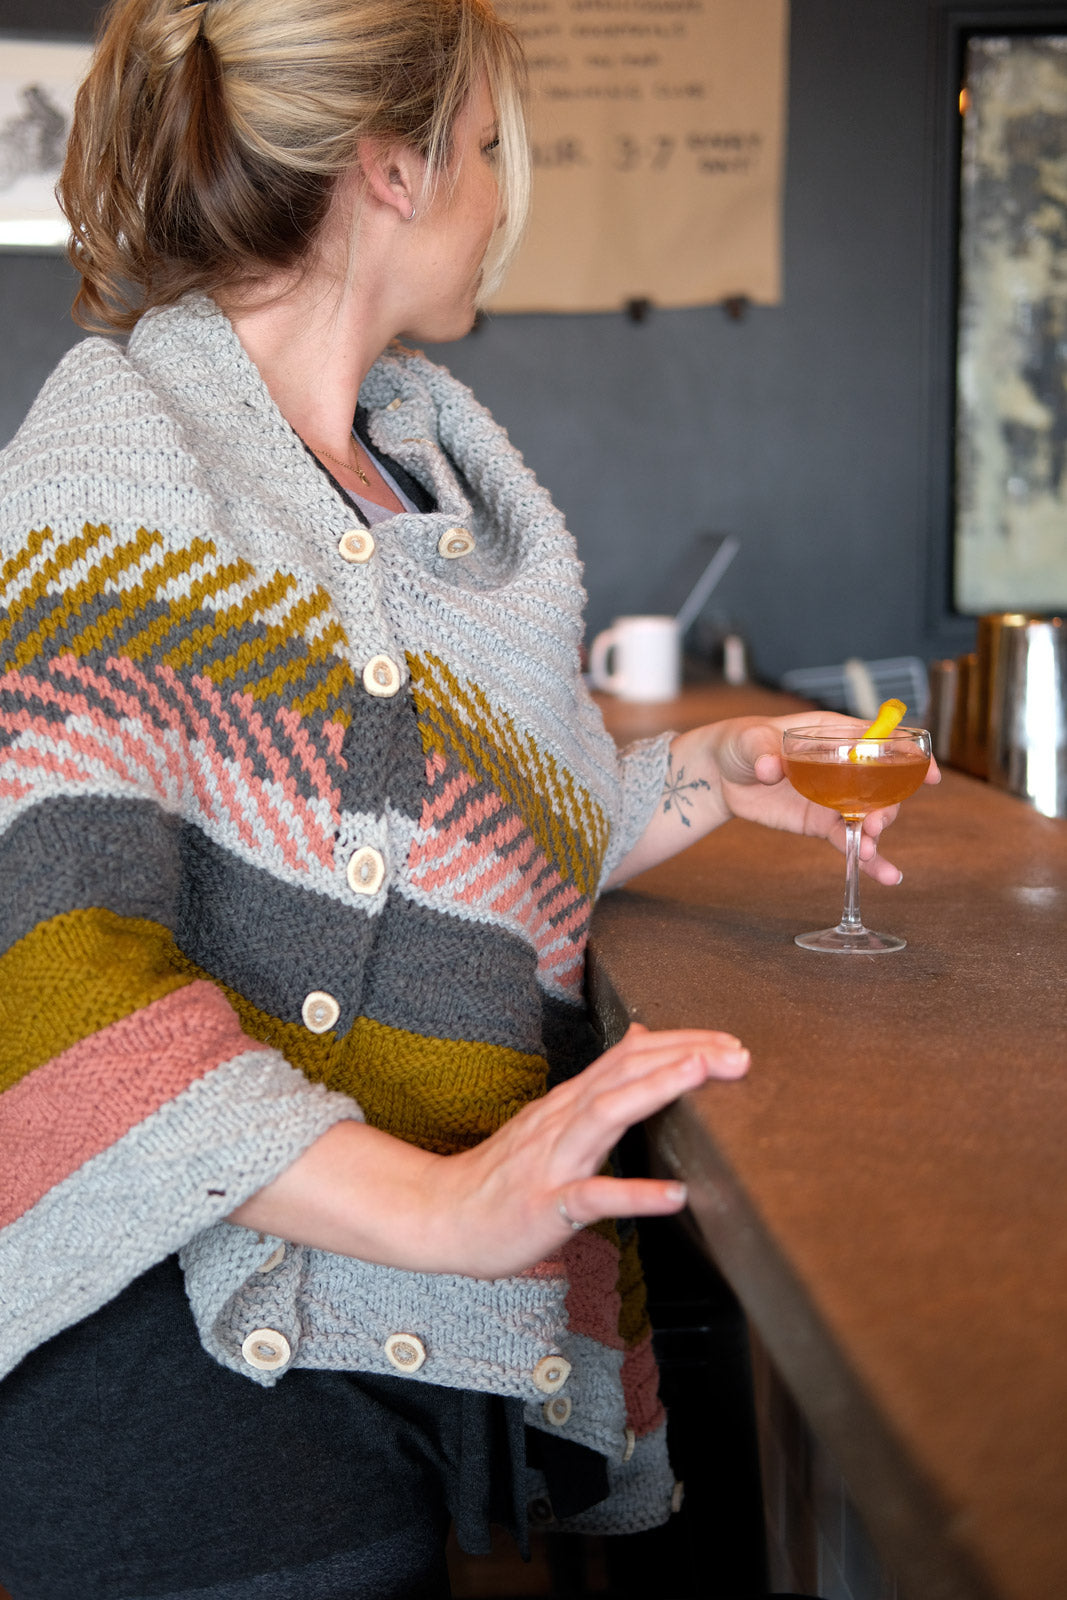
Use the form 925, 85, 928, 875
491, 0, 788, 312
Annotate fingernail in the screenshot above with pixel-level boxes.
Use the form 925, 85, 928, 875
665, 1182, 687, 1205
895, 870, 903, 885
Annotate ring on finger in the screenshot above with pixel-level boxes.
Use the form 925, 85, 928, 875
557, 1197, 586, 1232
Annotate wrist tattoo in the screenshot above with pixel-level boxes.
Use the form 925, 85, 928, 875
661, 753, 710, 827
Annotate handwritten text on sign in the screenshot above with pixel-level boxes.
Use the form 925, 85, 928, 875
490, 0, 788, 312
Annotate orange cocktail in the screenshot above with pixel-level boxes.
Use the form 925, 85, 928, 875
784, 746, 930, 819
781, 722, 933, 953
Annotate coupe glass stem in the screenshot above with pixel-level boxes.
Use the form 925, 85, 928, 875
838, 817, 865, 934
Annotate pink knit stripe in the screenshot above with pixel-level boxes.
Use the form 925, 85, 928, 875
424, 748, 448, 785
517, 881, 587, 944
419, 766, 477, 826
620, 1331, 666, 1436
4, 739, 135, 788
473, 835, 540, 915
406, 806, 518, 891
479, 846, 570, 930
322, 719, 346, 763
191, 675, 304, 867
0, 981, 270, 1228
534, 912, 591, 969
561, 1229, 626, 1349
58, 653, 220, 824
0, 702, 172, 802
418, 786, 504, 856
155, 667, 257, 848
544, 955, 584, 995
274, 703, 343, 809
50, 657, 187, 795
230, 692, 335, 867
103, 656, 206, 803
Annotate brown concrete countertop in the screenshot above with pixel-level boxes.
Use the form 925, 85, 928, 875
589, 685, 1067, 1600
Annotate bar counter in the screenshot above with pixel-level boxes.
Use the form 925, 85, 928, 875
589, 685, 1067, 1600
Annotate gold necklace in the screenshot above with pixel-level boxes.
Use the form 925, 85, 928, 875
307, 435, 370, 486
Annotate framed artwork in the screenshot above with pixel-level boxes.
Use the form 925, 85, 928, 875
0, 36, 92, 249
954, 30, 1067, 612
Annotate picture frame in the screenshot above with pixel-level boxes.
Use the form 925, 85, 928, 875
953, 29, 1067, 614
923, 3, 1067, 636
0, 36, 92, 250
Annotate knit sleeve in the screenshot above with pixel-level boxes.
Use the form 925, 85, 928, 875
601, 732, 674, 886
0, 507, 363, 1382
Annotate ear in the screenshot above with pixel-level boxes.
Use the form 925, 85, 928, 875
355, 138, 423, 220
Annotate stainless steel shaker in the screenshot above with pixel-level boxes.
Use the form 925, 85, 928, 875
986, 616, 1067, 818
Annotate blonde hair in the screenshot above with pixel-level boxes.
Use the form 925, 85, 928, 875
60, 0, 529, 330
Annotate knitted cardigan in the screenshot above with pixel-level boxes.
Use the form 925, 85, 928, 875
0, 296, 676, 1533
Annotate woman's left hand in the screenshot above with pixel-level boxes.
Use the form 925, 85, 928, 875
607, 711, 940, 887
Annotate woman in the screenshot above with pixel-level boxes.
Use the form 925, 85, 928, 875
0, 1, 920, 1595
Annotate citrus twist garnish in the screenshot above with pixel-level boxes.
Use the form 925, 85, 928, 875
849, 697, 907, 762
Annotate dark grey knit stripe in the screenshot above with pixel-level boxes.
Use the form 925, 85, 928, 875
1, 793, 552, 1054
360, 896, 543, 1053
180, 824, 545, 1052
0, 794, 183, 955
337, 687, 428, 818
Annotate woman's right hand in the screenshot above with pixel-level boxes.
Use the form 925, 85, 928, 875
227, 1023, 750, 1279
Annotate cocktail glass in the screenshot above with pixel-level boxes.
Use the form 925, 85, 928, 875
782, 723, 933, 953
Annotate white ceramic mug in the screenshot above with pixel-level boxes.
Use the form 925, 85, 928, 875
588, 615, 681, 702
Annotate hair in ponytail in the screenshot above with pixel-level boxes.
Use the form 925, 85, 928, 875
59, 0, 529, 330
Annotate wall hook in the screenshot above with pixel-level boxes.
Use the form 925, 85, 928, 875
722, 295, 750, 322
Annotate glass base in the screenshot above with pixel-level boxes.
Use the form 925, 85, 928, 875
795, 925, 906, 954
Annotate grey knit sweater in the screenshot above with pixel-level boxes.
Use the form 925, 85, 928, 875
0, 295, 675, 1532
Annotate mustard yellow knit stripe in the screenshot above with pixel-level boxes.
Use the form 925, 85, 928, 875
62, 540, 240, 663
1, 522, 356, 722
166, 946, 547, 1155
408, 652, 609, 898
1, 524, 162, 661
0, 908, 193, 1093
616, 1226, 653, 1348
0, 522, 54, 601
288, 655, 355, 722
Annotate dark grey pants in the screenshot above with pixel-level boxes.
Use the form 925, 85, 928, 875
0, 1257, 524, 1600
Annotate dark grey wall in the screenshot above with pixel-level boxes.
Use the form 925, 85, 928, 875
0, 0, 1048, 680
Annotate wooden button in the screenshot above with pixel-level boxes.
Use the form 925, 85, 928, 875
543, 1395, 572, 1427
241, 1328, 291, 1371
362, 654, 401, 698
531, 1354, 571, 1394
255, 1244, 286, 1274
346, 847, 385, 896
438, 527, 475, 559
301, 991, 340, 1033
384, 1333, 427, 1373
338, 528, 374, 563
